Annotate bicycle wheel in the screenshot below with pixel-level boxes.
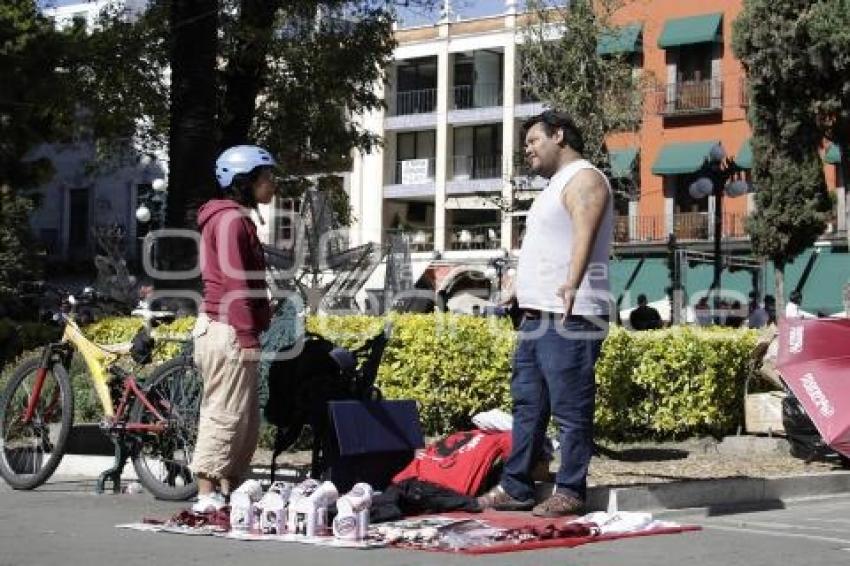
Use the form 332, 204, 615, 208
0, 355, 74, 490
130, 356, 201, 501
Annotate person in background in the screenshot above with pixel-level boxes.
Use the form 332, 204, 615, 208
747, 296, 770, 329
629, 294, 662, 331
726, 300, 745, 328
471, 305, 482, 317
764, 295, 777, 325
786, 290, 815, 319
694, 296, 712, 326
713, 298, 730, 326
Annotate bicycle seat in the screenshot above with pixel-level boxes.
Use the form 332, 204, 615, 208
100, 342, 134, 356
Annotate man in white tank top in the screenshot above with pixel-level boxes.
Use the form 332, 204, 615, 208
478, 111, 612, 517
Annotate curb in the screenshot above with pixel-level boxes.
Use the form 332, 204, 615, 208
54, 455, 850, 515
559, 472, 850, 513
56, 455, 139, 481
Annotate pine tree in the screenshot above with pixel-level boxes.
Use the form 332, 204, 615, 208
733, 0, 832, 316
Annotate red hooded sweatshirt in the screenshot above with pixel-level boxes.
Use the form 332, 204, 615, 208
197, 200, 271, 349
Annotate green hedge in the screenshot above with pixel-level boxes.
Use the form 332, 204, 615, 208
308, 314, 757, 439
594, 325, 758, 440
2, 313, 758, 441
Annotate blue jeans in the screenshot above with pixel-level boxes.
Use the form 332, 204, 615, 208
501, 315, 608, 501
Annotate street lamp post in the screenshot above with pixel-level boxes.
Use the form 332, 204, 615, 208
486, 249, 511, 303
688, 143, 750, 301
136, 176, 168, 274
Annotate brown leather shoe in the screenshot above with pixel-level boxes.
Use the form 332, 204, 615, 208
532, 493, 585, 518
477, 485, 536, 511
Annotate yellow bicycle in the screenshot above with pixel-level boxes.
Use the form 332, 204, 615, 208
0, 288, 202, 500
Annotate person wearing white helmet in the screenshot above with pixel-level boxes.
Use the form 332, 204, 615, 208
191, 145, 277, 513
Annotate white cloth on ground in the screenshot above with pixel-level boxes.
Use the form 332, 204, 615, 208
571, 512, 678, 535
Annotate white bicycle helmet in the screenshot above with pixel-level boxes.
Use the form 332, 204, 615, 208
215, 145, 277, 189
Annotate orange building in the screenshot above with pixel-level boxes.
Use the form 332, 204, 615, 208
347, 1, 849, 316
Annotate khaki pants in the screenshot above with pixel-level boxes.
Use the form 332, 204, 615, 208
190, 315, 260, 482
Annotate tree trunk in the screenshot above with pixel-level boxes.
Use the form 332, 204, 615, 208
218, 0, 284, 150
166, 0, 218, 231
840, 139, 850, 251
162, 0, 218, 281
774, 262, 785, 323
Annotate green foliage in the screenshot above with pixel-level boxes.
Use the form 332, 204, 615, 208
520, 0, 646, 176
66, 0, 397, 219
248, 2, 396, 178
0, 188, 43, 297
733, 0, 834, 305
0, 0, 77, 189
596, 327, 759, 440
5, 314, 757, 438
82, 315, 194, 362
65, 1, 170, 156
744, 139, 832, 266
308, 315, 756, 439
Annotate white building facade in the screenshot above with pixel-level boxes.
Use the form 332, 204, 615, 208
348, 5, 544, 286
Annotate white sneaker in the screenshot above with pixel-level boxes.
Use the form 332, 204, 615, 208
192, 492, 226, 514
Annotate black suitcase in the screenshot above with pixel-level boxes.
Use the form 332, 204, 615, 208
319, 400, 424, 493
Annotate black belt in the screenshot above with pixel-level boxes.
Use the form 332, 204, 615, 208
522, 309, 562, 320
522, 309, 610, 322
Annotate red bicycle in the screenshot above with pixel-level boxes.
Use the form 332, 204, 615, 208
0, 288, 201, 500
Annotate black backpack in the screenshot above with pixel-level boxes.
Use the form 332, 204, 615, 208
782, 391, 850, 466
264, 326, 391, 481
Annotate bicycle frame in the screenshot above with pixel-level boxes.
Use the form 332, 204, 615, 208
59, 319, 120, 417
23, 315, 167, 433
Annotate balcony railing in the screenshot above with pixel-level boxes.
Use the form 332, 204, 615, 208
392, 158, 436, 185
394, 88, 437, 116
452, 83, 502, 109
448, 224, 502, 251
614, 215, 665, 243
674, 212, 710, 240
656, 78, 723, 117
452, 154, 503, 180
723, 212, 748, 238
385, 228, 434, 252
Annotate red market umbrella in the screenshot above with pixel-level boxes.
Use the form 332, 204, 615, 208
777, 317, 850, 458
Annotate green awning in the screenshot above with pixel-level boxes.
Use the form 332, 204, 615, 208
658, 13, 723, 48
598, 23, 643, 55
736, 138, 753, 169
651, 141, 718, 175
610, 148, 638, 179
825, 144, 842, 165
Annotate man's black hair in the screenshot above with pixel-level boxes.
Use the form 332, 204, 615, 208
522, 110, 585, 154
637, 294, 647, 305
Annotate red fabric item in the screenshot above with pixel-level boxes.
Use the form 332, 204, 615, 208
393, 430, 511, 496
197, 200, 271, 349
776, 318, 850, 457
402, 511, 701, 555
457, 526, 702, 555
